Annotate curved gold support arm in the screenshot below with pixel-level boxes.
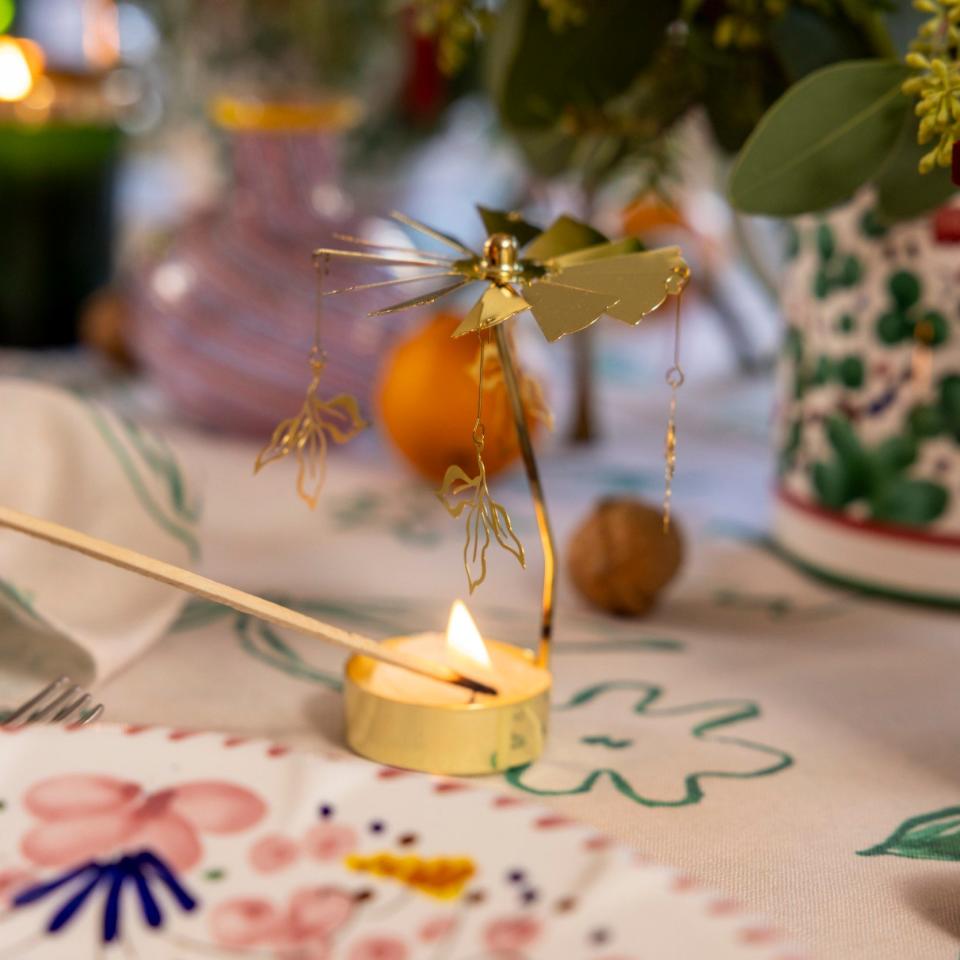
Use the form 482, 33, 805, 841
492, 322, 556, 670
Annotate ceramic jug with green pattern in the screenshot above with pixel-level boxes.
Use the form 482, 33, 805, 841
775, 192, 959, 607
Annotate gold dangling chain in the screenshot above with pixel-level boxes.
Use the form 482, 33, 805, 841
663, 265, 689, 533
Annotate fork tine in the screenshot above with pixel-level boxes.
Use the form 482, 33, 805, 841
28, 685, 80, 723
79, 704, 104, 726
53, 692, 91, 724
3, 676, 68, 726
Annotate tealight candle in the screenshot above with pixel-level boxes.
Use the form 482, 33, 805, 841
344, 601, 551, 775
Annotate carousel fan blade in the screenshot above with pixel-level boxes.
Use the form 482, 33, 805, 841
332, 233, 460, 263
550, 236, 645, 267
323, 272, 462, 297
368, 278, 475, 317
313, 248, 458, 270
452, 284, 530, 337
390, 212, 477, 257
523, 281, 620, 342
521, 215, 607, 261
547, 247, 687, 326
476, 206, 542, 247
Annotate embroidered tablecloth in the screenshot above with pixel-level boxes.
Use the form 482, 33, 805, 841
2, 326, 958, 960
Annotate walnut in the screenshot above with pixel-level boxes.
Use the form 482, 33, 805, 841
567, 497, 684, 617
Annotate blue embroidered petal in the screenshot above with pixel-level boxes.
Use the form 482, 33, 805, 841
48, 871, 104, 933
102, 860, 129, 943
138, 852, 198, 912
132, 864, 163, 928
13, 863, 98, 907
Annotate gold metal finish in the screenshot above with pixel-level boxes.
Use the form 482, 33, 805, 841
305, 207, 689, 601
254, 255, 367, 508
344, 637, 551, 775
662, 263, 690, 533
253, 352, 367, 509
436, 334, 526, 593
494, 323, 556, 670
211, 95, 364, 132
311, 208, 689, 345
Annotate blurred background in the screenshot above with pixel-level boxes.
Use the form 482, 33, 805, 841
1, 0, 957, 607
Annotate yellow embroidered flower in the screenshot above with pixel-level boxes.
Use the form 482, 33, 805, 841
345, 852, 476, 900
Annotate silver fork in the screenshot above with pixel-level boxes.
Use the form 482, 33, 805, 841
2, 675, 104, 727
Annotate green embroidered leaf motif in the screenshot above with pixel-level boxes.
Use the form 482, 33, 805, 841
729, 60, 911, 216
581, 735, 633, 749
504, 682, 794, 807
860, 807, 960, 861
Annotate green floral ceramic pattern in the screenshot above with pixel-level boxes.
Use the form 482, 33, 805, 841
812, 223, 861, 300
505, 681, 793, 807
779, 192, 959, 537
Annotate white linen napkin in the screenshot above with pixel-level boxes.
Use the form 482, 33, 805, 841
0, 379, 201, 705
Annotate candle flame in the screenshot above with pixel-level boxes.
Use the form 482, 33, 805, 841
0, 37, 44, 104
445, 600, 492, 670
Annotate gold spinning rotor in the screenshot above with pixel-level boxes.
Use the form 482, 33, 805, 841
314, 207, 690, 342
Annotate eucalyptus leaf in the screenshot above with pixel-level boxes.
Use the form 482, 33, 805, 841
770, 7, 874, 82
487, 0, 679, 129
729, 60, 911, 216
703, 54, 781, 153
875, 111, 958, 222
860, 807, 960, 861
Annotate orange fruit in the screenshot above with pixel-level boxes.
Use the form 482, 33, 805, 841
376, 312, 542, 483
621, 196, 686, 237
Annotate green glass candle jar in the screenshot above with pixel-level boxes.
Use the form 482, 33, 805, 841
0, 119, 120, 347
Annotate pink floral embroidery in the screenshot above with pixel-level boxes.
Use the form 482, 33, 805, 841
418, 916, 457, 942
287, 887, 355, 940
211, 887, 356, 955
20, 775, 266, 872
0, 868, 34, 905
303, 822, 358, 861
250, 834, 300, 873
348, 936, 408, 960
484, 915, 541, 952
210, 897, 283, 947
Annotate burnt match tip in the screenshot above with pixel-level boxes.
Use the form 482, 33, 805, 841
455, 675, 499, 697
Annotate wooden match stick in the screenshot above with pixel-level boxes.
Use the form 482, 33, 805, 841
0, 506, 498, 697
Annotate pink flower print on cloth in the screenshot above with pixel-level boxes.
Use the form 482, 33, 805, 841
211, 886, 357, 956
21, 774, 266, 871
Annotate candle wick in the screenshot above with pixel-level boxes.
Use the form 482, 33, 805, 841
454, 674, 498, 697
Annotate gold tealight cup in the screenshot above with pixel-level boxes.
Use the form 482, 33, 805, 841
344, 602, 551, 775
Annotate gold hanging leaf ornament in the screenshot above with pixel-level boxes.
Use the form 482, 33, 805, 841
297, 206, 690, 591
254, 352, 368, 509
